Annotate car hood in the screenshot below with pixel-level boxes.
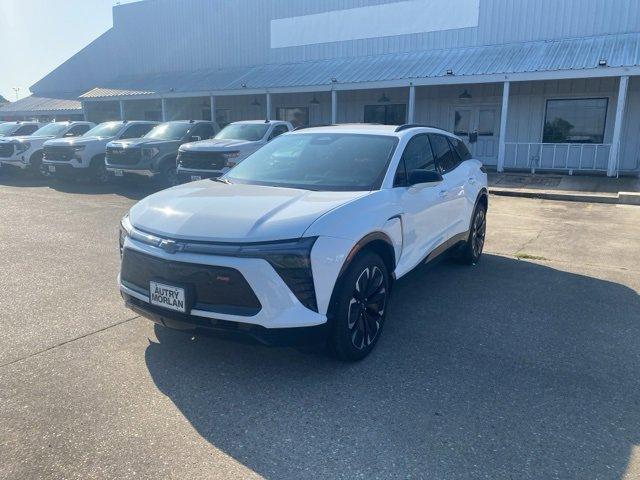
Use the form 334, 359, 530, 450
129, 181, 368, 242
111, 137, 179, 149
45, 136, 110, 146
9, 135, 55, 143
182, 138, 259, 152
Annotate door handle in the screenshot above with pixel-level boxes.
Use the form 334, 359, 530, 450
438, 189, 448, 198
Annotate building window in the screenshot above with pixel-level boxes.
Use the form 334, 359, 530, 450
543, 98, 608, 144
364, 104, 406, 125
276, 107, 309, 128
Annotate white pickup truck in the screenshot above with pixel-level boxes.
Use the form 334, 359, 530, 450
176, 120, 293, 182
0, 121, 94, 175
42, 121, 158, 183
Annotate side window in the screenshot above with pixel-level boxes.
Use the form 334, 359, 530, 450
269, 124, 289, 140
65, 124, 90, 137
190, 124, 214, 140
448, 137, 472, 161
15, 124, 39, 136
120, 124, 152, 139
428, 134, 459, 174
394, 134, 435, 187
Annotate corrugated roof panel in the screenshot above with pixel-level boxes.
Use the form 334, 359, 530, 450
79, 32, 640, 98
0, 95, 82, 113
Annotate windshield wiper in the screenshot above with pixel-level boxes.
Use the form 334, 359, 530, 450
212, 177, 231, 184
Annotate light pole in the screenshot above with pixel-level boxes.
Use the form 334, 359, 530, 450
12, 87, 20, 101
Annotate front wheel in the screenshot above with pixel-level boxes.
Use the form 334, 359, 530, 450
460, 203, 487, 265
91, 156, 110, 184
328, 251, 389, 361
159, 162, 179, 188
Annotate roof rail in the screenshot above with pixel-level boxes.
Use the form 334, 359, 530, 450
394, 124, 445, 133
293, 123, 336, 131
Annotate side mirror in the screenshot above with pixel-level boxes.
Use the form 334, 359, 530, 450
408, 169, 443, 187
190, 136, 201, 142
63, 132, 76, 137
469, 131, 478, 144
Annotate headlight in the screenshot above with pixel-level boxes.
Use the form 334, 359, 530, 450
15, 142, 30, 154
224, 151, 241, 168
141, 147, 160, 160
71, 145, 85, 152
119, 214, 132, 257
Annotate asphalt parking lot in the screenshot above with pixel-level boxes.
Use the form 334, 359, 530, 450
1, 175, 639, 480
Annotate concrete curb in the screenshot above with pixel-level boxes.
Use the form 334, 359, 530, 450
489, 187, 640, 205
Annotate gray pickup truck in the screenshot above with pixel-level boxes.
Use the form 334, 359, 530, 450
106, 120, 219, 186
176, 120, 293, 182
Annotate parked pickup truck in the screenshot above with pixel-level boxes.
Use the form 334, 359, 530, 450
105, 120, 219, 187
0, 121, 42, 139
176, 120, 293, 182
42, 121, 158, 183
0, 121, 94, 175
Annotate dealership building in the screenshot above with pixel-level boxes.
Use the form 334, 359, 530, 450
1, 0, 640, 177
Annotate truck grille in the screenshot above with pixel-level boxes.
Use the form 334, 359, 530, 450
121, 249, 261, 317
106, 146, 142, 166
177, 150, 230, 171
43, 146, 75, 162
0, 143, 14, 158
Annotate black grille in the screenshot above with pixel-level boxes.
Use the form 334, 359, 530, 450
43, 145, 75, 162
178, 150, 229, 171
106, 146, 142, 166
0, 143, 14, 158
121, 249, 261, 316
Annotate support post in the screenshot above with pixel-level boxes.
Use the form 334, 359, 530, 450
161, 98, 167, 122
266, 92, 272, 121
497, 81, 510, 173
119, 100, 125, 121
210, 95, 216, 124
331, 90, 338, 124
608, 75, 629, 177
81, 101, 88, 122
407, 84, 416, 123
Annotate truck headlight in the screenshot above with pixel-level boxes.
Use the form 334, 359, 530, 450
72, 145, 85, 158
15, 142, 30, 155
224, 151, 240, 168
141, 147, 160, 160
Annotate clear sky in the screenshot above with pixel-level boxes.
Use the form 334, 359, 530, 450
0, 0, 138, 102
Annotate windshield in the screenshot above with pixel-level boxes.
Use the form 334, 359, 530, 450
33, 123, 69, 137
0, 123, 19, 136
225, 133, 398, 191
83, 122, 123, 138
215, 124, 269, 142
144, 122, 191, 140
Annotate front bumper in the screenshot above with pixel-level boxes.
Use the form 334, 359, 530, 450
107, 166, 155, 178
177, 167, 227, 181
42, 160, 91, 177
119, 237, 328, 333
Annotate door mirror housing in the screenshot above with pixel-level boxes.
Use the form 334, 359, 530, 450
469, 131, 478, 144
407, 169, 443, 187
190, 136, 202, 142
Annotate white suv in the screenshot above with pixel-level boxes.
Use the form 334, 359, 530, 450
118, 125, 488, 360
0, 121, 94, 174
42, 121, 157, 183
177, 120, 293, 182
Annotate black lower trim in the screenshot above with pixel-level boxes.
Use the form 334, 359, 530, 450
124, 293, 328, 347
177, 169, 223, 181
423, 230, 469, 264
42, 163, 91, 178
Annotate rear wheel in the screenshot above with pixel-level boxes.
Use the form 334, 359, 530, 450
328, 251, 389, 361
460, 203, 487, 265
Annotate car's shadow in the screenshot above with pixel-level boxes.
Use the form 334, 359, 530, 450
144, 254, 640, 479
0, 173, 161, 200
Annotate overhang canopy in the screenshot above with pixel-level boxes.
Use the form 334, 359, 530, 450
0, 95, 83, 116
80, 32, 640, 100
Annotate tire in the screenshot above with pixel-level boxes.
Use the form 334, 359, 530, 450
460, 202, 487, 265
328, 251, 390, 361
159, 161, 179, 188
29, 151, 44, 177
91, 156, 110, 184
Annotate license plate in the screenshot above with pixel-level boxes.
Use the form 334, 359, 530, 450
191, 175, 202, 181
149, 281, 186, 313
114, 169, 124, 177
48, 165, 56, 172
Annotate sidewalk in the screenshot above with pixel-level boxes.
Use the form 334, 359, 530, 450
488, 172, 640, 205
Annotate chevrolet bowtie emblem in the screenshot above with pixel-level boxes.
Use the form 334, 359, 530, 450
158, 239, 181, 254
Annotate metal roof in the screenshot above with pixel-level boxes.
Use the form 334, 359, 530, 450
79, 32, 640, 99
0, 95, 82, 114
